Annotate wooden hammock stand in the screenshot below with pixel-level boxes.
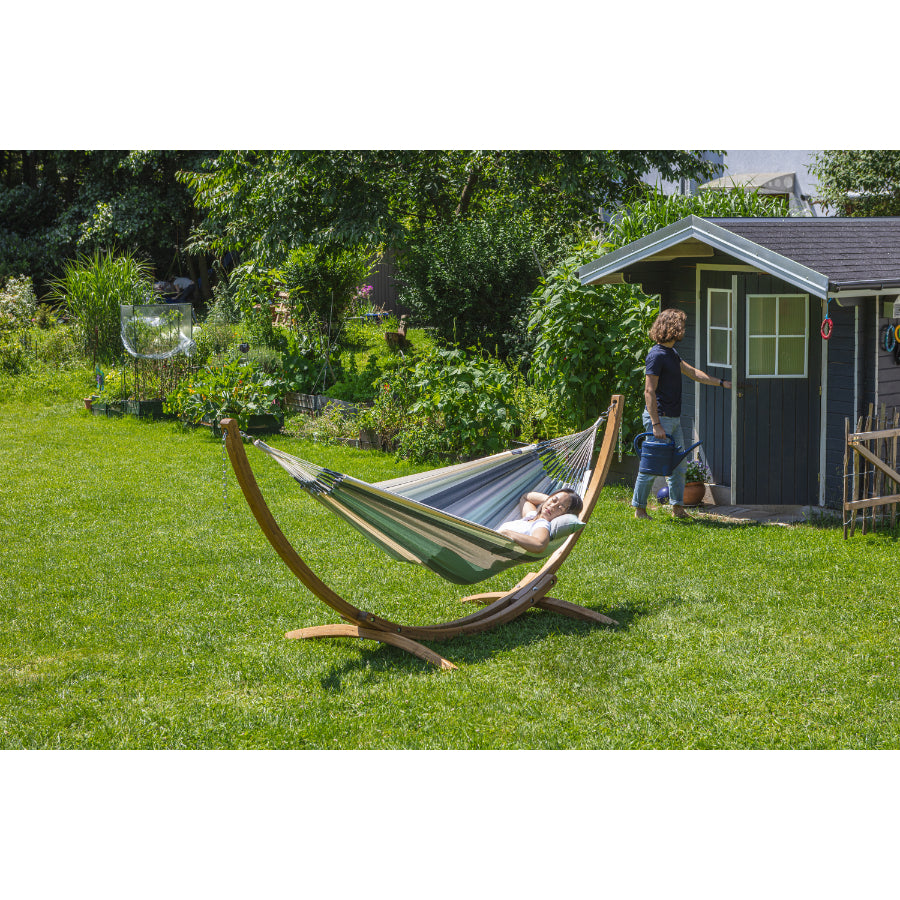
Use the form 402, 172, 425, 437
220, 394, 623, 670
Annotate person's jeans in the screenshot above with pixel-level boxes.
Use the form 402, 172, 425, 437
632, 411, 686, 508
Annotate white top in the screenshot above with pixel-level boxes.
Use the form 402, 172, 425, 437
499, 511, 582, 539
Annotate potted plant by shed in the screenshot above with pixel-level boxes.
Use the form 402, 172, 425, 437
682, 458, 711, 507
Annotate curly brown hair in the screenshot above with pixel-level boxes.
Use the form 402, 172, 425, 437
649, 308, 686, 344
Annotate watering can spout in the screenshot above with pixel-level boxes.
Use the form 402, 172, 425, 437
672, 446, 695, 469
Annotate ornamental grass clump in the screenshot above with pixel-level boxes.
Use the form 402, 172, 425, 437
48, 249, 153, 365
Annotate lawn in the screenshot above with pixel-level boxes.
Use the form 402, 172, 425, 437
2, 393, 899, 750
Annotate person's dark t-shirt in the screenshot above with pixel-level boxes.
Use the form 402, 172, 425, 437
645, 344, 682, 417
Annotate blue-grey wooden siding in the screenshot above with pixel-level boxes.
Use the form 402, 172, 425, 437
823, 302, 857, 507
697, 269, 734, 487
877, 307, 900, 412
367, 249, 410, 316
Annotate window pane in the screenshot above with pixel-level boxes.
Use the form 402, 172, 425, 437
778, 337, 806, 375
709, 329, 729, 365
749, 337, 776, 375
709, 291, 730, 328
779, 297, 806, 335
749, 296, 776, 335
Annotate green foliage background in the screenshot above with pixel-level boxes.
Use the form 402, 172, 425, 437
398, 208, 548, 357
810, 150, 900, 216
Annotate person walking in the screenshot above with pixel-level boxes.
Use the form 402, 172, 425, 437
633, 308, 731, 520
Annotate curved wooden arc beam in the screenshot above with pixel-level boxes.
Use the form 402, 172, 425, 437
286, 625, 458, 670
219, 394, 623, 668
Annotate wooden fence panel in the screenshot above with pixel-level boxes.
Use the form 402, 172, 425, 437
843, 405, 900, 537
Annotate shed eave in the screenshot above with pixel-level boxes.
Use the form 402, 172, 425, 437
829, 280, 900, 295
578, 215, 831, 299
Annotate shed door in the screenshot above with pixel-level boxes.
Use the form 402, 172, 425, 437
735, 273, 821, 505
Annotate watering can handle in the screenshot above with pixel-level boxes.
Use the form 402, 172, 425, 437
633, 431, 671, 454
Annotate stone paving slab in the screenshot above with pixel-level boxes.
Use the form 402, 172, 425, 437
692, 504, 809, 525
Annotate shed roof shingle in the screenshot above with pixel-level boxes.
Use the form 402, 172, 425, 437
578, 216, 900, 296
707, 217, 900, 289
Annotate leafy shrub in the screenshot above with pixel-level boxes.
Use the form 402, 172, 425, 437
28, 323, 80, 367
327, 353, 380, 402
206, 279, 243, 325
0, 275, 37, 331
0, 333, 27, 374
394, 420, 456, 462
47, 249, 153, 364
510, 373, 568, 444
405, 348, 522, 460
529, 241, 659, 437
279, 352, 329, 395
357, 359, 419, 452
397, 208, 545, 357
194, 319, 241, 364
279, 243, 373, 339
33, 303, 58, 330
164, 356, 282, 430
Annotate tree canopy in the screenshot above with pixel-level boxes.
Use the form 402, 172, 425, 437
810, 150, 900, 216
180, 150, 721, 264
0, 151, 212, 289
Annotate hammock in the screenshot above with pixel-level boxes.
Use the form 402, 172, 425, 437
220, 395, 624, 669
249, 407, 610, 585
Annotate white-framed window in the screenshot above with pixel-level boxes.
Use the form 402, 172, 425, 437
707, 288, 732, 368
746, 294, 808, 378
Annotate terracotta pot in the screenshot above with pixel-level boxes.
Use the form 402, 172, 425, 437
682, 481, 706, 507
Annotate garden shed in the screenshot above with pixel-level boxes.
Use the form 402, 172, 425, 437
578, 216, 900, 508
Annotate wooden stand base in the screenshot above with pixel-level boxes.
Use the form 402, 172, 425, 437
286, 624, 458, 670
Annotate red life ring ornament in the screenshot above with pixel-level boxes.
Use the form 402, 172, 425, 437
820, 316, 834, 340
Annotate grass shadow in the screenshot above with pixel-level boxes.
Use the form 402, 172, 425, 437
315, 600, 650, 688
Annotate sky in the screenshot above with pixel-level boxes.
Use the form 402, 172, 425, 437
4, 3, 897, 150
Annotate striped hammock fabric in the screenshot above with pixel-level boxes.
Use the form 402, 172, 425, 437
251, 413, 607, 585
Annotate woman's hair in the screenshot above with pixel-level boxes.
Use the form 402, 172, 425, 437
649, 308, 687, 344
545, 489, 583, 517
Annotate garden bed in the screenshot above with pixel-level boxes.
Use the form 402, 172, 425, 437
203, 412, 284, 438
90, 399, 169, 420
284, 392, 368, 418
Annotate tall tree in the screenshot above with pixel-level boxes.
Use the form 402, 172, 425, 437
810, 150, 900, 216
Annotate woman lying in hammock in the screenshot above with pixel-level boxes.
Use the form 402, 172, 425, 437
498, 489, 584, 553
